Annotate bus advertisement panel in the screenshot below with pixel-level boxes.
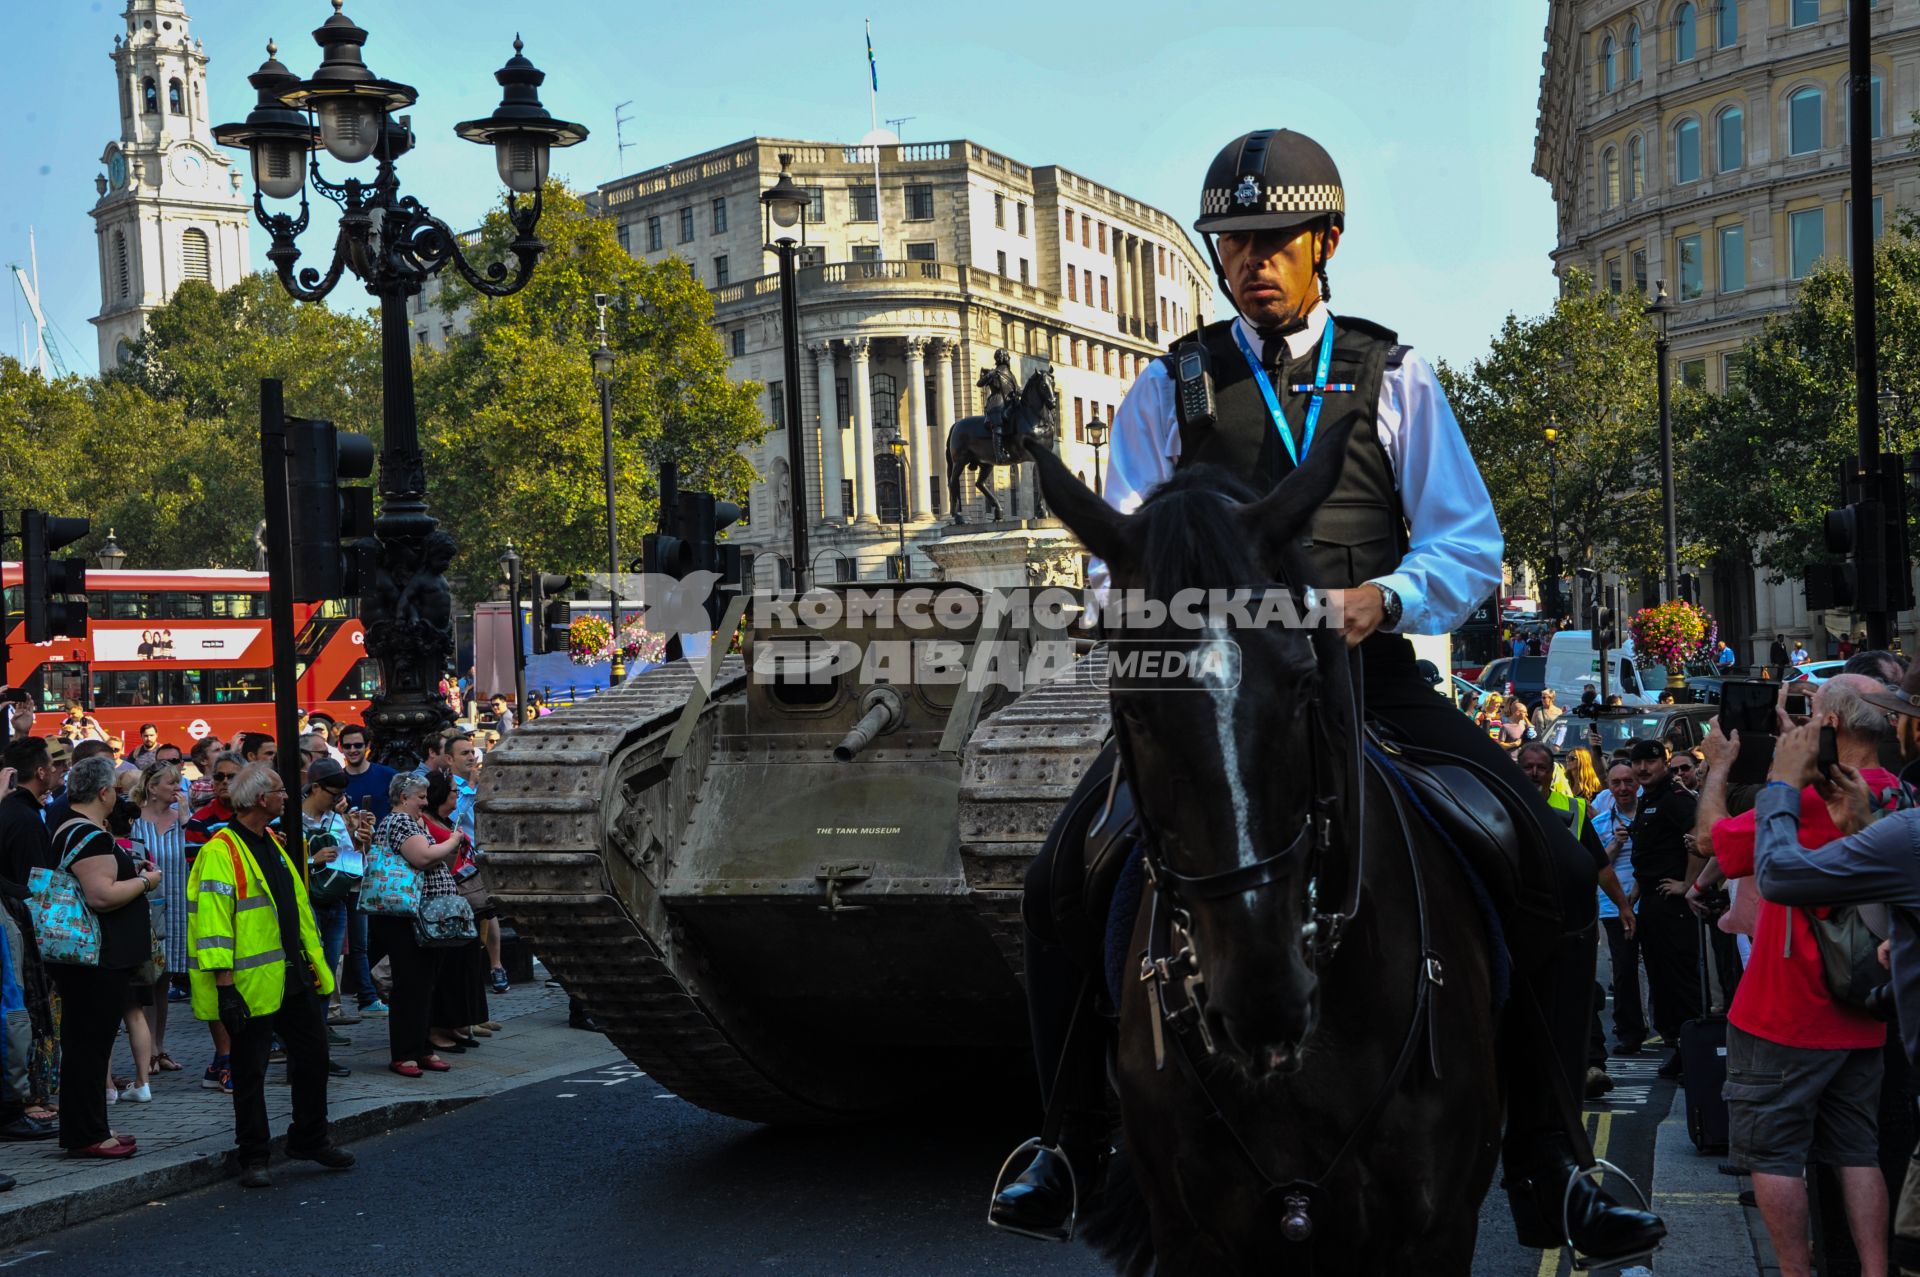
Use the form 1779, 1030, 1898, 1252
2, 565, 379, 744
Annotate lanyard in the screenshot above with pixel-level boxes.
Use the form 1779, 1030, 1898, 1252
1233, 320, 1339, 468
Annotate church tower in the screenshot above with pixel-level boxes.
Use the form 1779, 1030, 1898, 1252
91, 0, 251, 370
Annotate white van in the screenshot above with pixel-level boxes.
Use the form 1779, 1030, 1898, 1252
1543, 633, 1668, 706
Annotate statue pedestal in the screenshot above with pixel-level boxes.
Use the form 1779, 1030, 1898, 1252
923, 520, 1084, 591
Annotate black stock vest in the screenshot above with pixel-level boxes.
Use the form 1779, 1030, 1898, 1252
1164, 315, 1411, 590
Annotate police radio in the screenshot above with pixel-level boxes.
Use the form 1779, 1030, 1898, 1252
1172, 338, 1216, 431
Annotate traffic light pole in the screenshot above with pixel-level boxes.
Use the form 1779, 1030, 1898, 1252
1850, 0, 1890, 649
258, 380, 306, 876
504, 553, 527, 721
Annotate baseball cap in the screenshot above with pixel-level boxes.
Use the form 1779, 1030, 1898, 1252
306, 757, 350, 789
1861, 660, 1920, 719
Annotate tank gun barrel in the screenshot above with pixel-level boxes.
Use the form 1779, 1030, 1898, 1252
833, 689, 904, 762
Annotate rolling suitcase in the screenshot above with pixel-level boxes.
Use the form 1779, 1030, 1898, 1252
1681, 916, 1730, 1154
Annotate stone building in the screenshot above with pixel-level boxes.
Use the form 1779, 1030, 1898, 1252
1535, 0, 1920, 656
90, 0, 250, 370
591, 137, 1213, 585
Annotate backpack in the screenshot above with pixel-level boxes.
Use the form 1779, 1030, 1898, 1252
1791, 906, 1883, 1012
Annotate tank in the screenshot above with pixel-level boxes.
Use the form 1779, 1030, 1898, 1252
480, 580, 1111, 1123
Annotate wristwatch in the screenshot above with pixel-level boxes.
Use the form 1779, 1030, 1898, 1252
1374, 582, 1403, 630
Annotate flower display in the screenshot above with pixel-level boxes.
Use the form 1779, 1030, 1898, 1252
568, 614, 613, 665
1627, 599, 1714, 671
569, 612, 669, 667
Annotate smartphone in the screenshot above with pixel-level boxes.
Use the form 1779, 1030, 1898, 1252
1785, 691, 1812, 719
1719, 680, 1783, 736
1818, 724, 1839, 781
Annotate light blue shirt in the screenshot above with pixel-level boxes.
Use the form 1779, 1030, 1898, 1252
453, 774, 478, 852
1092, 302, 1503, 635
1590, 802, 1637, 918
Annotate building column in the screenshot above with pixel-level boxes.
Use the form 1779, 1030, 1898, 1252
811, 340, 843, 523
849, 338, 879, 522
904, 335, 930, 520
932, 340, 955, 510
1117, 236, 1133, 329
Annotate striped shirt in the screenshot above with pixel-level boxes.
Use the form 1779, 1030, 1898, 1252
130, 812, 188, 971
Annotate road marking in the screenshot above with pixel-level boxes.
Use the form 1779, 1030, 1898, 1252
0, 1252, 52, 1269
562, 1063, 645, 1087
655, 1093, 675, 1099
556, 1093, 577, 1098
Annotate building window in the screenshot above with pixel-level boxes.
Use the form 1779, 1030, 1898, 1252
1792, 0, 1819, 26
1098, 223, 1107, 254
712, 197, 728, 234
1625, 24, 1640, 81
731, 329, 746, 357
800, 186, 826, 223
1789, 87, 1823, 155
713, 255, 729, 286
1676, 233, 1703, 300
1675, 119, 1701, 184
768, 381, 784, 427
1601, 35, 1617, 93
871, 373, 898, 434
1601, 147, 1620, 209
1626, 135, 1644, 200
1016, 203, 1027, 236
841, 481, 855, 516
1790, 207, 1825, 278
677, 207, 695, 243
181, 228, 210, 283
1718, 223, 1746, 291
618, 223, 631, 253
1606, 257, 1623, 293
1066, 264, 1077, 301
906, 241, 936, 261
851, 245, 880, 263
115, 231, 130, 300
168, 78, 185, 115
997, 250, 1008, 278
850, 185, 877, 222
905, 184, 934, 221
1717, 106, 1745, 171
1063, 207, 1074, 237
1074, 397, 1085, 441
1675, 4, 1697, 62
1019, 258, 1030, 284
646, 216, 663, 252
1632, 248, 1648, 294
1723, 352, 1747, 392
1844, 196, 1887, 253
1680, 359, 1707, 389
120, 79, 132, 117
142, 78, 158, 113
1845, 75, 1885, 140
994, 193, 1005, 228
1080, 213, 1090, 247
1100, 276, 1110, 311
1158, 246, 1167, 274
1716, 0, 1740, 48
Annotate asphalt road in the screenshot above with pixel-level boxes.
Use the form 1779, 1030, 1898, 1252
5, 1036, 1674, 1277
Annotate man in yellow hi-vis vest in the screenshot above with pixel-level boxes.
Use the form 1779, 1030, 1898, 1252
189, 761, 354, 1189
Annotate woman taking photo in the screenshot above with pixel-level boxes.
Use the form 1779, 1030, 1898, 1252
131, 762, 187, 1075
1495, 697, 1537, 757
370, 775, 462, 1078
423, 772, 488, 1055
48, 755, 155, 1157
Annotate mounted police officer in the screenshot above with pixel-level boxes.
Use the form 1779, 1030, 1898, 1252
988, 129, 1667, 1265
977, 350, 1021, 461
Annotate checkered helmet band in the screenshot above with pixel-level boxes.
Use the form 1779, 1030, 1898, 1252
1199, 182, 1345, 218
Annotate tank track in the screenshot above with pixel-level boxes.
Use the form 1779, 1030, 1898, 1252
480, 657, 844, 1125
958, 645, 1111, 983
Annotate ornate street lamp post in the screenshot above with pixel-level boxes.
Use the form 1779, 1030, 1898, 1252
215, 3, 585, 765
1087, 417, 1109, 500
96, 529, 127, 572
887, 436, 909, 579
591, 298, 623, 686
761, 155, 813, 592
498, 541, 526, 720
1649, 280, 1678, 603
1544, 423, 1560, 620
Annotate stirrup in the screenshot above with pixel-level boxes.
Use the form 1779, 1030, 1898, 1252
987, 1136, 1078, 1243
1563, 1158, 1658, 1272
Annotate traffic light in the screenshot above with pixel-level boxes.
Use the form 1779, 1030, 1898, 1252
528, 572, 571, 655
20, 511, 90, 643
285, 417, 376, 602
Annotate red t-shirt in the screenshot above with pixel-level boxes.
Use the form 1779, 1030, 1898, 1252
1712, 770, 1892, 1051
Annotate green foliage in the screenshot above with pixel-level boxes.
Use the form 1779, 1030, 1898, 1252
417, 182, 766, 598
1675, 232, 1920, 580
1437, 271, 1677, 584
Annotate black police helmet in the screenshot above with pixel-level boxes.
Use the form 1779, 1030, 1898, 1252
1195, 129, 1345, 236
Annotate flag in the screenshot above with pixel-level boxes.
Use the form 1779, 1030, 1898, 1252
866, 20, 878, 92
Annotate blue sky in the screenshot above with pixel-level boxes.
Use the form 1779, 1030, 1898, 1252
5, 0, 1558, 377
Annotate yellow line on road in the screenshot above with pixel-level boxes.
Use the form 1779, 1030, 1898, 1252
1535, 1111, 1613, 1277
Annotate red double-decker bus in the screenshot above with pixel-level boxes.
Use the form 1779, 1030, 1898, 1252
2, 566, 380, 746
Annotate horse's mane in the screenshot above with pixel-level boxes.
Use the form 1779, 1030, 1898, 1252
1132, 464, 1267, 595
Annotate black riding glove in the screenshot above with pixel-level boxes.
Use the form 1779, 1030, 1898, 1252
216, 985, 250, 1037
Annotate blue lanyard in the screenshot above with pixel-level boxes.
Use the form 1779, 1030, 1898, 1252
1233, 321, 1338, 468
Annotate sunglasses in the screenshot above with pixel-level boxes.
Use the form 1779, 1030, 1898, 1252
213, 772, 239, 782
1672, 761, 1696, 772
341, 742, 367, 750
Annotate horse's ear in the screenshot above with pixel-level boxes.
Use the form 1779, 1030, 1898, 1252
1234, 414, 1358, 574
1025, 439, 1132, 572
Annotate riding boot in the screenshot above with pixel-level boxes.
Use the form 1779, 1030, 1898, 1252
1501, 925, 1667, 1261
989, 1108, 1111, 1240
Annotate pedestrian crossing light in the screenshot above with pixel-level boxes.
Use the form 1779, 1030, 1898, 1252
1591, 604, 1616, 652
528, 572, 572, 655
21, 511, 90, 644
286, 417, 377, 603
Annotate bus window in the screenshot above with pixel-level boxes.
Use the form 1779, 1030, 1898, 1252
109, 592, 164, 620
329, 657, 382, 701
208, 669, 272, 703
88, 592, 110, 619
2, 586, 19, 622
319, 599, 355, 619
25, 662, 89, 712
166, 593, 209, 620
211, 593, 267, 619
164, 670, 205, 705
92, 669, 161, 708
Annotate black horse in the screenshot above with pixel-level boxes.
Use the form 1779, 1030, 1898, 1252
1023, 430, 1503, 1275
945, 368, 1058, 524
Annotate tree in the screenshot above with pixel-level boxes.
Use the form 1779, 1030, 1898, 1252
1437, 271, 1676, 592
1676, 230, 1920, 581
416, 182, 767, 598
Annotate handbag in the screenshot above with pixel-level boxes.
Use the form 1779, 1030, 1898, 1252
358, 843, 421, 917
26, 823, 108, 967
450, 841, 494, 916
413, 892, 477, 948
135, 922, 164, 988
